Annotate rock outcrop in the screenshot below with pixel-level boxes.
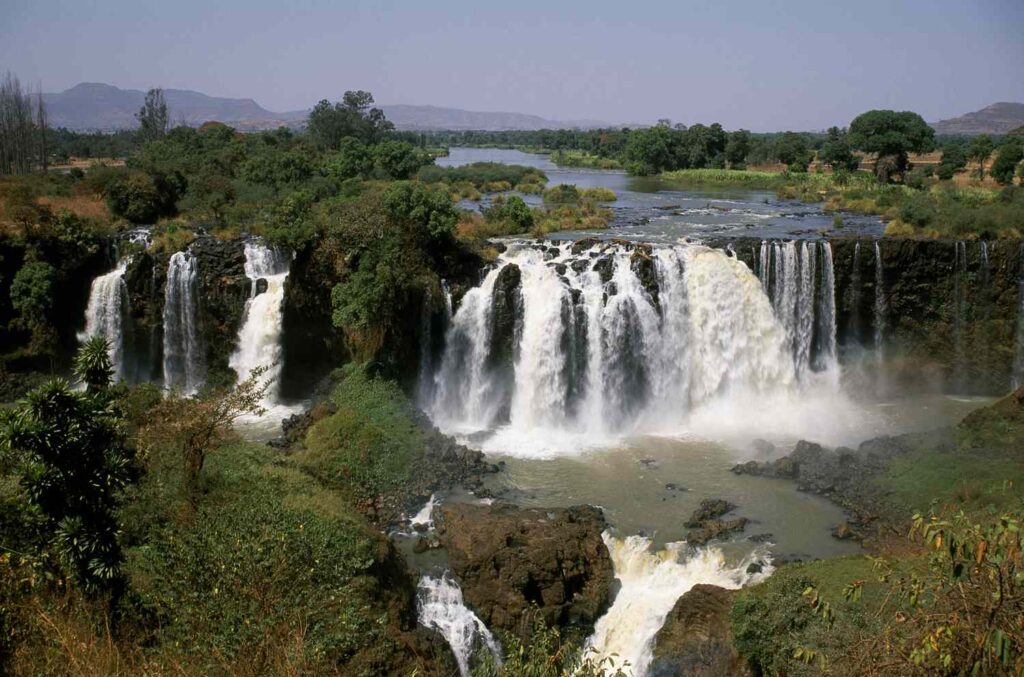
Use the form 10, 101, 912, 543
685, 499, 748, 545
436, 503, 614, 637
649, 584, 752, 677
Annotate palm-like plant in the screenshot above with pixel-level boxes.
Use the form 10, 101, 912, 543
73, 335, 113, 392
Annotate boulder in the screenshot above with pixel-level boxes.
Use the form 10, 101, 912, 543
687, 518, 749, 546
685, 499, 736, 528
436, 503, 613, 636
649, 584, 753, 677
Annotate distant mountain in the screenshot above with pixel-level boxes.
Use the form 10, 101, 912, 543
931, 102, 1024, 136
41, 82, 608, 132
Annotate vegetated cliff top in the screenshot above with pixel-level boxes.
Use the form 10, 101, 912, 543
931, 101, 1024, 136
40, 82, 609, 132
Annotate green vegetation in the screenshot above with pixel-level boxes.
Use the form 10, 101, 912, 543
848, 110, 936, 182
417, 161, 547, 191
550, 149, 622, 169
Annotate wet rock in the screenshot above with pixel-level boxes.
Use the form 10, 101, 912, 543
639, 458, 659, 468
593, 255, 615, 283
832, 523, 857, 540
488, 263, 522, 376
746, 562, 764, 575
254, 277, 269, 295
685, 499, 736, 528
748, 533, 774, 543
630, 249, 660, 309
665, 483, 688, 492
649, 584, 752, 677
552, 262, 567, 276
571, 237, 602, 256
570, 259, 589, 274
751, 438, 776, 457
687, 517, 748, 546
436, 503, 613, 636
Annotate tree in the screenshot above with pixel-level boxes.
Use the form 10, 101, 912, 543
323, 137, 373, 180
383, 182, 458, 244
774, 132, 812, 172
105, 170, 181, 223
818, 127, 860, 172
307, 90, 394, 150
136, 88, 168, 143
936, 140, 968, 180
74, 336, 115, 392
848, 110, 935, 182
0, 358, 130, 593
139, 367, 269, 503
990, 142, 1024, 185
623, 126, 676, 175
372, 139, 431, 179
0, 72, 48, 175
725, 130, 751, 169
967, 135, 995, 180
10, 260, 57, 357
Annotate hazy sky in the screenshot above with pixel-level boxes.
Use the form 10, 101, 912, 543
2, 0, 1022, 131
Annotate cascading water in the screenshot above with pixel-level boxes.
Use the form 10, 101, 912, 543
849, 241, 862, 344
873, 241, 887, 355
586, 533, 769, 676
953, 241, 967, 390
162, 250, 205, 394
79, 258, 131, 381
428, 240, 842, 455
417, 575, 502, 676
229, 242, 292, 403
418, 281, 455, 406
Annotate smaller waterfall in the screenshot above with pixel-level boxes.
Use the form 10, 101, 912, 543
873, 241, 886, 356
815, 242, 838, 380
417, 575, 502, 676
229, 242, 291, 403
79, 258, 131, 381
586, 533, 768, 676
953, 241, 967, 389
162, 250, 205, 394
849, 242, 862, 344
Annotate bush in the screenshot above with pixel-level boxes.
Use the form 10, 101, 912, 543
416, 162, 547, 189
105, 170, 181, 224
482, 195, 534, 234
543, 184, 581, 204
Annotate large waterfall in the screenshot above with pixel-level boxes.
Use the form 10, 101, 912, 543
162, 250, 205, 394
229, 242, 292, 402
428, 240, 841, 454
586, 533, 768, 676
417, 575, 502, 676
79, 258, 131, 381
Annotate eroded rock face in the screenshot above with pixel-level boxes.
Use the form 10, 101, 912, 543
649, 584, 752, 677
436, 503, 614, 636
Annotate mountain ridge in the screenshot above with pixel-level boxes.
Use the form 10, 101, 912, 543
931, 102, 1024, 136
40, 82, 609, 132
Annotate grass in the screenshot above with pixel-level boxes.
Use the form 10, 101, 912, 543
550, 150, 622, 170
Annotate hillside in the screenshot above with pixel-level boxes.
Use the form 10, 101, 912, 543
40, 82, 606, 132
931, 101, 1024, 135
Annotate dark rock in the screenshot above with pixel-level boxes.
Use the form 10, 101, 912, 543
571, 237, 602, 256
687, 517, 748, 545
570, 259, 589, 274
649, 584, 752, 677
639, 458, 659, 468
746, 562, 764, 575
436, 503, 613, 636
665, 483, 688, 492
254, 277, 269, 296
630, 249, 660, 309
685, 499, 736, 528
748, 533, 774, 543
832, 523, 857, 540
593, 256, 615, 283
751, 438, 776, 457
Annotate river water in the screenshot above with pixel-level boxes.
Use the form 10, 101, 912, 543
437, 146, 884, 242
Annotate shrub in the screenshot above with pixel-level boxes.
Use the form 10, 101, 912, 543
105, 170, 181, 224
482, 195, 534, 234
543, 184, 581, 204
579, 187, 617, 202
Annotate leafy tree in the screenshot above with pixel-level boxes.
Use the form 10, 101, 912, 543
262, 190, 316, 249
105, 170, 182, 223
484, 195, 534, 233
967, 134, 995, 179
323, 137, 373, 180
307, 90, 394, 150
371, 140, 431, 179
0, 367, 130, 592
774, 132, 812, 172
725, 129, 751, 168
139, 367, 269, 503
818, 127, 860, 172
848, 110, 935, 182
10, 260, 57, 356
3, 183, 52, 238
136, 88, 168, 143
624, 126, 676, 175
239, 147, 314, 188
989, 140, 1022, 185
383, 181, 458, 244
936, 140, 968, 180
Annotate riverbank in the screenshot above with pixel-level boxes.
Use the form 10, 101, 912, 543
726, 388, 1024, 675
659, 168, 1024, 240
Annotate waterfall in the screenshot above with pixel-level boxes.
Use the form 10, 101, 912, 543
417, 575, 502, 676
953, 241, 967, 390
849, 242, 862, 345
162, 250, 205, 394
79, 258, 131, 382
428, 240, 840, 453
873, 241, 886, 356
229, 242, 291, 403
586, 533, 768, 676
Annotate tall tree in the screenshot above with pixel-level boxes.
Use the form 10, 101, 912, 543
307, 90, 394, 150
725, 130, 752, 168
136, 87, 169, 143
990, 142, 1023, 185
0, 72, 47, 175
848, 110, 935, 182
818, 127, 860, 172
967, 134, 994, 180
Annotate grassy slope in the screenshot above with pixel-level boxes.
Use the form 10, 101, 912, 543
731, 392, 1024, 674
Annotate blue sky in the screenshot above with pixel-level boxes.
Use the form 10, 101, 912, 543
2, 0, 1022, 130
